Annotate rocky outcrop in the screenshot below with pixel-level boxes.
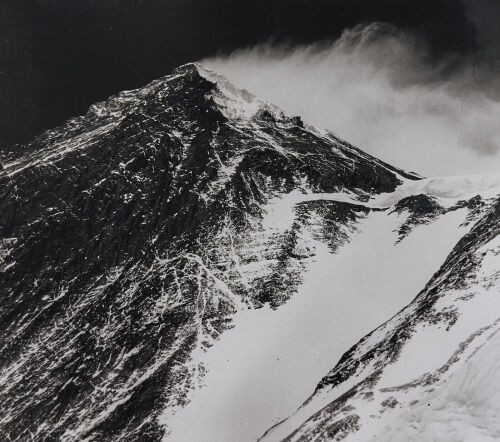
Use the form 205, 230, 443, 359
0, 63, 417, 441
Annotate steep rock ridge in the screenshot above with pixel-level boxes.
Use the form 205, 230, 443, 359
0, 63, 417, 441
260, 188, 500, 442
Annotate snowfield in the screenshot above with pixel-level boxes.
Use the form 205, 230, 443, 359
261, 178, 500, 442
370, 173, 500, 208
375, 329, 500, 442
370, 233, 500, 442
164, 174, 500, 442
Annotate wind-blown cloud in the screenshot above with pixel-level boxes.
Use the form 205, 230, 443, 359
203, 23, 500, 176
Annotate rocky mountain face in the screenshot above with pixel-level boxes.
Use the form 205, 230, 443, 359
1, 63, 499, 442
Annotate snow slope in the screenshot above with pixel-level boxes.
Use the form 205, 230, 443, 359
164, 175, 499, 442
261, 179, 500, 442
370, 173, 500, 208
375, 327, 500, 442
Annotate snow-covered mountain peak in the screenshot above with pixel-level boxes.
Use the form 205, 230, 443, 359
173, 62, 283, 121
1, 62, 499, 442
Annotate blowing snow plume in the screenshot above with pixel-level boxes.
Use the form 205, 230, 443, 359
203, 23, 500, 177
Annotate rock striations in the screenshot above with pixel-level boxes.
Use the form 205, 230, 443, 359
0, 63, 499, 442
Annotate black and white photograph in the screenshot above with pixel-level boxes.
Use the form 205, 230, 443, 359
1, 1, 500, 441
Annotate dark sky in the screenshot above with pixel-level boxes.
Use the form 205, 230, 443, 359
0, 0, 494, 148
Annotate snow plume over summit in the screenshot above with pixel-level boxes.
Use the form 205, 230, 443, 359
0, 63, 499, 442
204, 23, 500, 177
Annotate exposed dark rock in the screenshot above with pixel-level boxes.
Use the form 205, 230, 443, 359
0, 63, 416, 441
290, 116, 304, 127
392, 194, 443, 240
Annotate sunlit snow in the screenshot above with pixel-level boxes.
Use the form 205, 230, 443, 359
164, 176, 483, 442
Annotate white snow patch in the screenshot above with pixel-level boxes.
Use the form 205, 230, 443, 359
262, 189, 361, 231
371, 173, 500, 208
374, 328, 500, 442
195, 63, 264, 120
164, 204, 471, 442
